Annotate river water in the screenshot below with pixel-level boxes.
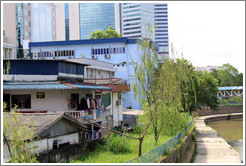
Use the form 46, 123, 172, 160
207, 118, 243, 162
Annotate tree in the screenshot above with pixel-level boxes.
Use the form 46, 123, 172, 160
132, 36, 160, 156
3, 61, 39, 163
217, 63, 243, 86
175, 58, 197, 113
196, 71, 219, 109
90, 26, 122, 39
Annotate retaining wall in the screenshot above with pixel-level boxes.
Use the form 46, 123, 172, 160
36, 140, 100, 163
156, 129, 195, 163
196, 105, 243, 116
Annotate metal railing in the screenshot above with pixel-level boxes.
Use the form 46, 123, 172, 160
124, 116, 193, 163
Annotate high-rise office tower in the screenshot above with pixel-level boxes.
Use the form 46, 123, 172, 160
2, 3, 56, 59
55, 3, 121, 40
154, 4, 169, 59
121, 3, 169, 60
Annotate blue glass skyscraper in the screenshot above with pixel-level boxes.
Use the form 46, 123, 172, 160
79, 3, 115, 39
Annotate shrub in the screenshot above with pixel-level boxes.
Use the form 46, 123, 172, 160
220, 99, 229, 104
228, 97, 243, 103
105, 133, 130, 154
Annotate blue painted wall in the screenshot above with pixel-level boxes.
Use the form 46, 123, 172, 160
29, 38, 157, 110
3, 60, 59, 75
3, 60, 85, 76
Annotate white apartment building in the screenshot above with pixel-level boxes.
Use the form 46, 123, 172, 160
121, 3, 169, 61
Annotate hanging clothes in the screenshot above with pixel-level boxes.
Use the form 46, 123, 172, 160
80, 97, 88, 110
98, 99, 102, 113
86, 98, 90, 109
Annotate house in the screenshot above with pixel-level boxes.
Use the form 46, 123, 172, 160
3, 59, 129, 128
28, 37, 159, 109
3, 113, 89, 162
84, 78, 130, 127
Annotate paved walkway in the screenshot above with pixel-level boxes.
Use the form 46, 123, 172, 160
194, 113, 242, 163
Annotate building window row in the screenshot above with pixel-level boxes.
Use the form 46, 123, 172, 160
159, 45, 169, 47
156, 41, 168, 43
123, 22, 141, 27
123, 26, 141, 31
155, 29, 168, 32
123, 13, 141, 18
123, 17, 141, 22
123, 31, 141, 35
123, 9, 140, 14
154, 12, 168, 14
155, 8, 168, 10
155, 33, 168, 36
155, 15, 168, 18
155, 19, 168, 21
155, 37, 168, 40
123, 4, 140, 9
32, 50, 75, 58
92, 47, 125, 55
156, 23, 168, 25
154, 4, 168, 7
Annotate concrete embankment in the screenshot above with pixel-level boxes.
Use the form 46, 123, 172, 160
194, 113, 242, 163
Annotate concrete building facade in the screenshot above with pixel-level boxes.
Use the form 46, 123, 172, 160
28, 38, 159, 109
2, 3, 56, 59
121, 3, 169, 61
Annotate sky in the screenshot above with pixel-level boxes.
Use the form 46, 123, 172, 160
168, 1, 245, 74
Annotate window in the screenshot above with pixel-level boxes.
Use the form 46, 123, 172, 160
29, 32, 31, 37
11, 95, 31, 109
3, 30, 5, 36
28, 11, 31, 16
25, 10, 27, 15
25, 20, 27, 26
25, 31, 27, 36
53, 140, 58, 149
29, 21, 31, 27
3, 20, 5, 26
36, 92, 45, 99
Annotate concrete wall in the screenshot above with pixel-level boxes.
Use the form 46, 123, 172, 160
35, 132, 79, 153
4, 89, 95, 112
196, 105, 243, 116
36, 140, 100, 163
112, 92, 123, 126
157, 129, 195, 163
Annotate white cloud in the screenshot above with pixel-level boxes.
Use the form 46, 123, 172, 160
168, 1, 245, 73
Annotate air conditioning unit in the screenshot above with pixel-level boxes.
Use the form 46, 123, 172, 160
92, 55, 97, 59
116, 100, 121, 106
104, 54, 110, 59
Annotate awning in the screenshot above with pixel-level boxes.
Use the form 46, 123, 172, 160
218, 86, 243, 91
3, 82, 111, 90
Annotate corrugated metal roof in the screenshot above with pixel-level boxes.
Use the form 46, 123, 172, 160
3, 82, 111, 90
70, 83, 111, 90
3, 83, 73, 90
218, 86, 243, 91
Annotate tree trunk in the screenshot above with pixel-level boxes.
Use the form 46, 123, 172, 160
138, 137, 143, 157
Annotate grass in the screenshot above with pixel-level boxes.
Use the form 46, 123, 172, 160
70, 132, 172, 163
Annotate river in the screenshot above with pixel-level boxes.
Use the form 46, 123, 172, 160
207, 118, 243, 162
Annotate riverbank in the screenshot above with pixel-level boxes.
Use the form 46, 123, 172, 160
194, 113, 242, 163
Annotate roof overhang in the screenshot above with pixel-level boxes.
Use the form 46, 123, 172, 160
3, 81, 112, 90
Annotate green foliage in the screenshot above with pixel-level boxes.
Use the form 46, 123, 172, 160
196, 71, 219, 109
228, 97, 243, 103
105, 133, 130, 154
216, 63, 243, 86
191, 132, 196, 142
90, 26, 122, 39
3, 108, 39, 163
220, 99, 229, 104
